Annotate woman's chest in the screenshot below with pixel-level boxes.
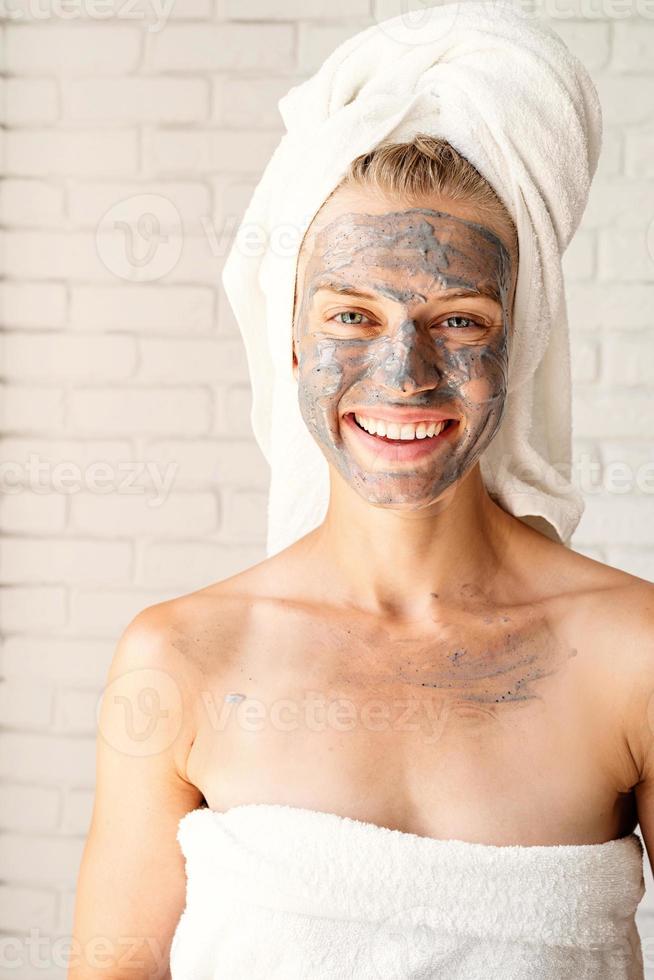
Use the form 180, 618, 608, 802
181, 607, 638, 845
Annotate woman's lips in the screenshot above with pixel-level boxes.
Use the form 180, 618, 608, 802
341, 411, 460, 465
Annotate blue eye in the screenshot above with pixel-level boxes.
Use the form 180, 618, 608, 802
333, 310, 370, 326
330, 310, 486, 330
442, 315, 482, 330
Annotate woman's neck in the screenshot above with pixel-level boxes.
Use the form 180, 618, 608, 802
304, 464, 519, 621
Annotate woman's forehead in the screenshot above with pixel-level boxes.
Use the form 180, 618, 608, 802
295, 187, 517, 315
298, 188, 515, 318
305, 183, 512, 248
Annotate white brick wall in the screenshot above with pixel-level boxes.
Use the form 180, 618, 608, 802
0, 1, 652, 976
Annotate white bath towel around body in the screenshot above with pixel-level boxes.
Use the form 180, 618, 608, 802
170, 804, 645, 979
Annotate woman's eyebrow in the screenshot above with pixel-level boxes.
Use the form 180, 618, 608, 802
311, 281, 380, 302
310, 277, 502, 305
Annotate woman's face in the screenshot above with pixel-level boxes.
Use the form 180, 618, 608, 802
292, 186, 517, 509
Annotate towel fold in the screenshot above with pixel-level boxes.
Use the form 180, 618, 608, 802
170, 804, 645, 979
221, 0, 603, 556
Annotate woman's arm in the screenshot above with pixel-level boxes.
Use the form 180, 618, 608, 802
619, 585, 654, 872
67, 607, 203, 980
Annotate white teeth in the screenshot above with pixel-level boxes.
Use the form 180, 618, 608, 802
354, 413, 448, 440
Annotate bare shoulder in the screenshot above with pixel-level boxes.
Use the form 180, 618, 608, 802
128, 549, 283, 631
591, 570, 654, 782
539, 542, 654, 659
116, 550, 290, 679
547, 545, 654, 780
106, 574, 268, 791
552, 545, 654, 639
510, 524, 652, 624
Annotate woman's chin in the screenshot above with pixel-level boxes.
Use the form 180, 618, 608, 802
348, 477, 461, 514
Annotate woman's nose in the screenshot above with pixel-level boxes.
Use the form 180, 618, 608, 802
370, 318, 442, 394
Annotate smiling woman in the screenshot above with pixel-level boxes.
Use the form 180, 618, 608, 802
68, 4, 654, 980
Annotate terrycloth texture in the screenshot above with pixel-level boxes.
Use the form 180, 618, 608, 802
170, 804, 645, 979
220, 0, 603, 557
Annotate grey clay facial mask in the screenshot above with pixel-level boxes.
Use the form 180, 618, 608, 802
293, 207, 513, 508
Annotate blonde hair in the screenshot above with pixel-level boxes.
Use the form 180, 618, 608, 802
341, 133, 518, 268
293, 134, 518, 340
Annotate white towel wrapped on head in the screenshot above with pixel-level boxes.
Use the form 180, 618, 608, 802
221, 0, 603, 556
